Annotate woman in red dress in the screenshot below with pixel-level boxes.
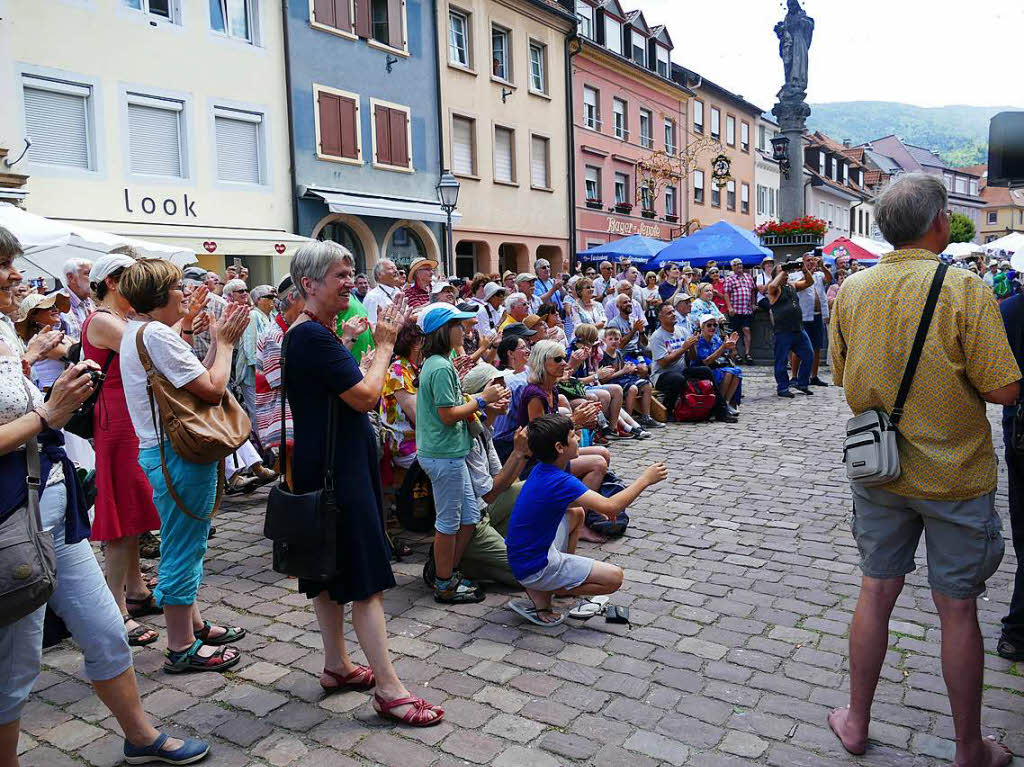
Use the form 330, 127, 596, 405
82, 252, 163, 646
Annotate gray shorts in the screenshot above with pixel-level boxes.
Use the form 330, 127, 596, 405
850, 484, 1004, 599
517, 516, 595, 593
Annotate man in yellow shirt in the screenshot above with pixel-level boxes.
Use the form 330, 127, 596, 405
829, 173, 1018, 767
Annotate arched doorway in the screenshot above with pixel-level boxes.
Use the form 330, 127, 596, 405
317, 220, 367, 275
382, 220, 441, 270
536, 244, 564, 276
498, 242, 528, 275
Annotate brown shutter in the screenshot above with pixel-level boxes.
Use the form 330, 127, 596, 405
339, 96, 358, 159
389, 108, 408, 167
374, 105, 392, 165
313, 0, 335, 27
333, 0, 352, 32
353, 0, 372, 38
387, 0, 404, 49
318, 92, 343, 157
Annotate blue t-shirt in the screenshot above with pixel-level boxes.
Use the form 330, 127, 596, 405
505, 462, 588, 580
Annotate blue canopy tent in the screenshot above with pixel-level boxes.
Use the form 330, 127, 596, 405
647, 221, 772, 269
576, 234, 668, 266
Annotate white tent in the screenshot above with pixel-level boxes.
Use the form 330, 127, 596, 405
985, 231, 1024, 255
849, 236, 893, 257
942, 241, 985, 259
0, 202, 196, 279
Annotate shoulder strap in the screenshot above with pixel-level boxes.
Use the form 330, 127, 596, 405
135, 324, 155, 375
19, 378, 42, 517
891, 263, 948, 427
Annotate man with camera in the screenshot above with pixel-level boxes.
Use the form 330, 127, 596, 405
766, 259, 815, 397
789, 249, 832, 387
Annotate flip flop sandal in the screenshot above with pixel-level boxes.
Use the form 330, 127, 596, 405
125, 593, 162, 618
321, 665, 375, 693
163, 639, 240, 674
194, 620, 247, 646
373, 693, 445, 727
568, 596, 609, 620
123, 616, 159, 647
507, 598, 565, 627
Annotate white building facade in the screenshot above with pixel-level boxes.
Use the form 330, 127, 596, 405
754, 114, 780, 227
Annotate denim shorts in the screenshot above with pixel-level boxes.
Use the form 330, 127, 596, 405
419, 455, 481, 534
850, 484, 1004, 599
0, 481, 132, 724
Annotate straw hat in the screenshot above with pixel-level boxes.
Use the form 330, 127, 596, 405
15, 292, 70, 327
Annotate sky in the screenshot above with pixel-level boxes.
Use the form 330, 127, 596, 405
638, 0, 1024, 110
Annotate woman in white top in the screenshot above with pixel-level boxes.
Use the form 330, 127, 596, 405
117, 259, 250, 674
568, 277, 605, 330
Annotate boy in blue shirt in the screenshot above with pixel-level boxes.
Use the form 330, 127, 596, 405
504, 414, 667, 625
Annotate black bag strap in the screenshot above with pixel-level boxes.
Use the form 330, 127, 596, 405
279, 330, 337, 491
891, 263, 948, 427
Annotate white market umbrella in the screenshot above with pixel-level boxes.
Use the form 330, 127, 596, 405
942, 241, 985, 259
0, 202, 196, 279
849, 235, 893, 257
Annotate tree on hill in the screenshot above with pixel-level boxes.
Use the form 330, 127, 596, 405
948, 212, 976, 243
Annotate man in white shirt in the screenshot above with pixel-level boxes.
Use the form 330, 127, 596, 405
59, 257, 95, 341
516, 273, 541, 312
593, 261, 615, 300
363, 258, 403, 327
603, 280, 644, 324
476, 282, 507, 336
754, 255, 775, 311
789, 252, 831, 386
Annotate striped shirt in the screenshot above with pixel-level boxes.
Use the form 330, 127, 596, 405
255, 315, 292, 449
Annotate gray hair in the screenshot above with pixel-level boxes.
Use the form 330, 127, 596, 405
0, 226, 22, 261
108, 245, 141, 259
505, 291, 528, 311
290, 240, 354, 299
275, 286, 303, 313
372, 258, 394, 281
527, 340, 566, 384
874, 172, 948, 247
223, 278, 248, 295
250, 284, 275, 301
62, 257, 92, 278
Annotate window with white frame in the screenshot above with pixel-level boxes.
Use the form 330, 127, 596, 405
214, 106, 263, 184
656, 46, 669, 78
842, 207, 849, 231
709, 107, 720, 140
943, 172, 953, 190
988, 211, 998, 224
209, 0, 255, 43
832, 159, 838, 181
639, 108, 652, 149
858, 168, 864, 186
529, 42, 547, 94
631, 31, 646, 67
693, 100, 704, 134
770, 188, 776, 217
585, 165, 601, 201
612, 98, 627, 140
530, 135, 550, 188
740, 122, 749, 152
640, 181, 654, 211
725, 115, 735, 146
491, 26, 510, 80
843, 163, 849, 185
614, 172, 629, 204
818, 151, 825, 176
448, 9, 470, 66
575, 0, 593, 39
740, 183, 749, 214
827, 203, 835, 225
757, 185, 767, 215
127, 92, 186, 177
818, 201, 826, 220
452, 115, 475, 175
665, 185, 676, 216
494, 125, 515, 183
605, 16, 622, 55
582, 86, 599, 130
22, 75, 93, 170
664, 118, 675, 154
726, 180, 736, 210
758, 124, 767, 151
124, 0, 179, 23
955, 176, 966, 194
970, 179, 979, 196
693, 169, 705, 203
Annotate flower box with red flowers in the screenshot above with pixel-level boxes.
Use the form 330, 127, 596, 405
614, 202, 633, 213
755, 216, 827, 247
585, 198, 603, 209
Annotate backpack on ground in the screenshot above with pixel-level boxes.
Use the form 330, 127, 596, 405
585, 470, 630, 537
396, 461, 436, 533
673, 379, 717, 422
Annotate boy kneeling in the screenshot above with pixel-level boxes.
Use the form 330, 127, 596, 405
504, 414, 667, 625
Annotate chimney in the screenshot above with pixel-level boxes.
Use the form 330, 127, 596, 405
843, 138, 852, 148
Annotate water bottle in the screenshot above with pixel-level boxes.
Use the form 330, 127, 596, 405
580, 428, 593, 447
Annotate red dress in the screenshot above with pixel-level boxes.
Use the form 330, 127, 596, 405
82, 313, 161, 540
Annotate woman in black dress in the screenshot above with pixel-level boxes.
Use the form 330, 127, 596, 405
286, 241, 443, 727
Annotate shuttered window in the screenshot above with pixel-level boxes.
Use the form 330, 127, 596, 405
127, 93, 185, 177
494, 126, 514, 183
214, 107, 262, 184
358, 0, 404, 50
373, 103, 410, 169
22, 76, 92, 169
312, 0, 352, 33
530, 135, 549, 189
316, 86, 360, 161
452, 115, 474, 175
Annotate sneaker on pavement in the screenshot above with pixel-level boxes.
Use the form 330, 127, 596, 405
639, 415, 665, 429
809, 377, 829, 387
795, 386, 814, 395
630, 427, 652, 440
778, 390, 796, 399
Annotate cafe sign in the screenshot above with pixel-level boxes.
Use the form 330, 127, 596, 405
606, 216, 663, 238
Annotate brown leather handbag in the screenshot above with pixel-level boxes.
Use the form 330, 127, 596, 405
135, 325, 250, 519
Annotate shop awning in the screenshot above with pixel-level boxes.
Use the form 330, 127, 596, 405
302, 187, 460, 225
51, 219, 312, 259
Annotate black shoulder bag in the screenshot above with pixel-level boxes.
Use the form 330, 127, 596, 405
263, 332, 342, 581
62, 351, 115, 439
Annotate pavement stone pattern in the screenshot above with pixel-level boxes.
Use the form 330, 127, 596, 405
18, 370, 1023, 766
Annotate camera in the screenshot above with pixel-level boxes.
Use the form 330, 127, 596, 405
782, 261, 804, 272
86, 369, 105, 388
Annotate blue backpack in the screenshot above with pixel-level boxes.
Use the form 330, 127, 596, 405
584, 470, 630, 537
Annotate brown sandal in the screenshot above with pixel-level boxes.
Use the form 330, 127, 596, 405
321, 665, 375, 693
373, 693, 444, 727
123, 615, 159, 647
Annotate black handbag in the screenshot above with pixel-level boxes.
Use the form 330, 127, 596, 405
63, 351, 114, 439
263, 332, 342, 581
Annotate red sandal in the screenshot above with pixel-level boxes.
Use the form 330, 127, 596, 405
373, 693, 445, 727
320, 665, 375, 693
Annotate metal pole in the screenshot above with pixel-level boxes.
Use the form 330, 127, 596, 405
445, 210, 454, 276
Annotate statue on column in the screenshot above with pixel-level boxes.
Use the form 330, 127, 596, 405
775, 0, 814, 101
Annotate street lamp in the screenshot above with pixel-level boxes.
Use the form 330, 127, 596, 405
770, 135, 791, 179
437, 170, 460, 276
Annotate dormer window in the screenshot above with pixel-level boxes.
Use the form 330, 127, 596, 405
631, 31, 646, 67
818, 151, 825, 176
656, 46, 669, 77
575, 1, 593, 39
605, 16, 622, 55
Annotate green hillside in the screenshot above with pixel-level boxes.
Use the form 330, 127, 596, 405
806, 102, 1022, 167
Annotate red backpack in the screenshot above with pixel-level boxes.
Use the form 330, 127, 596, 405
673, 379, 717, 422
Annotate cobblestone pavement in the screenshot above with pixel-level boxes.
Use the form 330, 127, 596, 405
17, 370, 1023, 767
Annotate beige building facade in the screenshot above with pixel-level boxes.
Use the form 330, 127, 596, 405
0, 0, 298, 285
437, 0, 576, 276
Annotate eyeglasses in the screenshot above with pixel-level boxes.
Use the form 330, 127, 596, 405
704, 322, 718, 328
551, 355, 566, 363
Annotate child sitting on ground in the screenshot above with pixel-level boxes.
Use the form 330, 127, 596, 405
600, 327, 662, 430
504, 413, 667, 626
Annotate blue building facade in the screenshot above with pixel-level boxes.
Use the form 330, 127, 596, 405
285, 0, 448, 275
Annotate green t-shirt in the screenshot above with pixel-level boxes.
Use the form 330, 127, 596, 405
416, 353, 472, 459
335, 295, 374, 364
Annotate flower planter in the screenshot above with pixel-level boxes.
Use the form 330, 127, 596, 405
759, 233, 824, 248
665, 215, 679, 223
614, 203, 633, 213
641, 210, 656, 219
585, 199, 602, 209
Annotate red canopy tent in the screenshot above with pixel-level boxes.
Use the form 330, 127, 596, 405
822, 236, 879, 265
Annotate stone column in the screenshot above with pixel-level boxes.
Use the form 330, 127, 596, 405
772, 100, 810, 223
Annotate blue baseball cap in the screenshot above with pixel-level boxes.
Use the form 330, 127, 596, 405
418, 302, 478, 334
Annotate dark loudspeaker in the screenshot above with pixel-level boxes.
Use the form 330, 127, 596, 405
988, 112, 1024, 188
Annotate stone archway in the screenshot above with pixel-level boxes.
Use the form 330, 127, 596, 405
498, 242, 529, 275
453, 239, 493, 278
382, 220, 442, 270
536, 244, 564, 275
310, 213, 379, 273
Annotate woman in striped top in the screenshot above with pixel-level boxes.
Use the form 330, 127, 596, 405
255, 277, 304, 470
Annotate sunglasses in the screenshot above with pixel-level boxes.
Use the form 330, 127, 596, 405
551, 355, 566, 363
704, 322, 718, 328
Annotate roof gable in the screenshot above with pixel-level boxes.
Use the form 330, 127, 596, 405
600, 0, 626, 20
649, 24, 673, 48
626, 9, 651, 35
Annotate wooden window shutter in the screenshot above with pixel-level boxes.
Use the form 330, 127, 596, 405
318, 92, 343, 157
333, 0, 352, 32
339, 96, 358, 159
313, 0, 335, 28
374, 105, 392, 165
387, 0, 404, 49
389, 108, 408, 167
353, 0, 372, 38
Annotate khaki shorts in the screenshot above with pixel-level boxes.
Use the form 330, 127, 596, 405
850, 484, 1004, 599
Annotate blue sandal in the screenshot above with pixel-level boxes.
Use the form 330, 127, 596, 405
124, 732, 210, 764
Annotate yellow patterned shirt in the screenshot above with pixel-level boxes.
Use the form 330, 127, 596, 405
830, 248, 1020, 500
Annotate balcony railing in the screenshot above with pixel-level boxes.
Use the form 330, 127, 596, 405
759, 233, 825, 248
